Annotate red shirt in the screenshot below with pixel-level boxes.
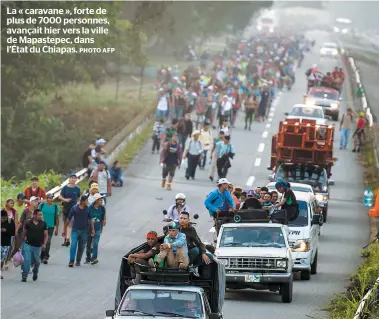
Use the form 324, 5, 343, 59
332, 71, 339, 79
357, 118, 366, 129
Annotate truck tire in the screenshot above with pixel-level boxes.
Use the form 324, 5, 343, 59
311, 251, 318, 275
332, 113, 339, 121
281, 278, 293, 303
301, 270, 311, 280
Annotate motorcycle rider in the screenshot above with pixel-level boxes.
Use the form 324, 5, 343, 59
164, 193, 190, 221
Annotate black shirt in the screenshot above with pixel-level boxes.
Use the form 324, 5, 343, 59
1, 218, 16, 246
82, 148, 92, 167
24, 220, 47, 247
141, 244, 159, 256
180, 225, 206, 253
282, 189, 297, 208
165, 143, 179, 165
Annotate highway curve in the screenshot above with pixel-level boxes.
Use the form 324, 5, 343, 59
1, 30, 370, 319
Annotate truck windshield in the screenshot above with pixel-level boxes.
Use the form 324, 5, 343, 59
290, 107, 323, 118
276, 166, 327, 190
220, 226, 286, 248
288, 200, 309, 227
310, 90, 338, 100
119, 289, 203, 318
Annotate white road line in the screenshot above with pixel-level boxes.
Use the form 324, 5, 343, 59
266, 123, 271, 128
254, 158, 261, 167
246, 176, 255, 187
271, 107, 276, 111
262, 131, 268, 138
258, 143, 265, 153
269, 112, 274, 117
268, 118, 272, 122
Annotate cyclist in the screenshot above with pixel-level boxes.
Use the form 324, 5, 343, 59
164, 193, 190, 221
204, 178, 235, 218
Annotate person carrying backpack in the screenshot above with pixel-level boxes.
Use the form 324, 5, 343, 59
38, 193, 60, 264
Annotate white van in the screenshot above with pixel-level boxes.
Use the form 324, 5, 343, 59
287, 192, 322, 280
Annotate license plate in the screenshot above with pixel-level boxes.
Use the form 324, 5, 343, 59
244, 275, 261, 283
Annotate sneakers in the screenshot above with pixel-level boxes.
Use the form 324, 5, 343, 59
161, 179, 166, 188
22, 277, 27, 282
75, 262, 81, 267
166, 183, 172, 191
68, 262, 74, 268
178, 263, 187, 270
192, 266, 200, 277
84, 259, 91, 264
90, 259, 99, 265
43, 259, 48, 265
32, 274, 38, 281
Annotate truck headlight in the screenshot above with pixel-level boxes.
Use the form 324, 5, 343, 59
332, 50, 338, 56
257, 25, 262, 31
269, 27, 274, 33
292, 239, 311, 252
218, 259, 228, 266
315, 194, 328, 202
330, 103, 338, 108
276, 260, 287, 268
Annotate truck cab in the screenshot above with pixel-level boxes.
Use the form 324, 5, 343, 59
213, 209, 294, 303
107, 237, 225, 319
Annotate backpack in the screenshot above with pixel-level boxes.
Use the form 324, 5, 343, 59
40, 203, 58, 226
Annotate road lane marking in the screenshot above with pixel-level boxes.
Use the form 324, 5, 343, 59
269, 111, 274, 117
254, 158, 261, 167
268, 118, 272, 122
262, 131, 268, 138
271, 107, 276, 111
258, 143, 265, 152
266, 123, 271, 128
246, 176, 255, 187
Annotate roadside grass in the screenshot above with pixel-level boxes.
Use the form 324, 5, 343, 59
325, 244, 379, 319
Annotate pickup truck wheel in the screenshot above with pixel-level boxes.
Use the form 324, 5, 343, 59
311, 252, 318, 275
300, 270, 311, 280
281, 278, 293, 303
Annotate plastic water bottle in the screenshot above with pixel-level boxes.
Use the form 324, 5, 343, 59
364, 188, 374, 207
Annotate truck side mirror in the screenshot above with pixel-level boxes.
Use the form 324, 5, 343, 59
328, 179, 335, 186
163, 210, 168, 215
338, 97, 343, 101
105, 310, 114, 318
193, 214, 199, 219
284, 112, 289, 116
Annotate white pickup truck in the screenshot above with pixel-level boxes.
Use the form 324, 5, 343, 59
214, 221, 295, 303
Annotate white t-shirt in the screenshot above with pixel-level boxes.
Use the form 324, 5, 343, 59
222, 101, 232, 113
157, 96, 168, 111
91, 169, 110, 194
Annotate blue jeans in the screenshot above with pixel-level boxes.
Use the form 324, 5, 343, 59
156, 109, 166, 121
188, 247, 213, 265
70, 229, 88, 263
179, 135, 187, 151
86, 229, 101, 260
21, 243, 41, 278
340, 128, 351, 148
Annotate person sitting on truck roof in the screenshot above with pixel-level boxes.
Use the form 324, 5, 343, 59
204, 178, 235, 218
228, 184, 240, 209
149, 221, 189, 270
271, 181, 299, 221
178, 212, 212, 270
127, 231, 159, 284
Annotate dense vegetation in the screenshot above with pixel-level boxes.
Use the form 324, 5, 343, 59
1, 1, 272, 180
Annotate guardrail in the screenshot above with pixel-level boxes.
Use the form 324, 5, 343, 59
46, 113, 154, 200
353, 276, 379, 319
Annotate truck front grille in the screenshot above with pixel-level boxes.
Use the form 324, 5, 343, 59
228, 257, 280, 270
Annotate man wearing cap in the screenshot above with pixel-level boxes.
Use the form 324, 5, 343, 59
38, 194, 60, 264
149, 221, 189, 270
18, 209, 48, 282
85, 193, 106, 265
24, 176, 46, 206
63, 195, 94, 267
128, 231, 160, 284
59, 173, 81, 247
183, 130, 203, 180
90, 161, 112, 203
87, 183, 105, 206
204, 178, 235, 218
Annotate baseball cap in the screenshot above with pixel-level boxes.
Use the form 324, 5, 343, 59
80, 194, 89, 202
46, 193, 54, 199
217, 178, 229, 185
168, 221, 179, 230
90, 183, 99, 190
96, 138, 106, 145
69, 173, 77, 178
17, 192, 26, 200
92, 193, 104, 201
30, 196, 39, 202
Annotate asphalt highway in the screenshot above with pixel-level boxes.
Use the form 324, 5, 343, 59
1, 31, 370, 319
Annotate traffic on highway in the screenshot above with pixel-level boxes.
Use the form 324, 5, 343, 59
1, 22, 369, 319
